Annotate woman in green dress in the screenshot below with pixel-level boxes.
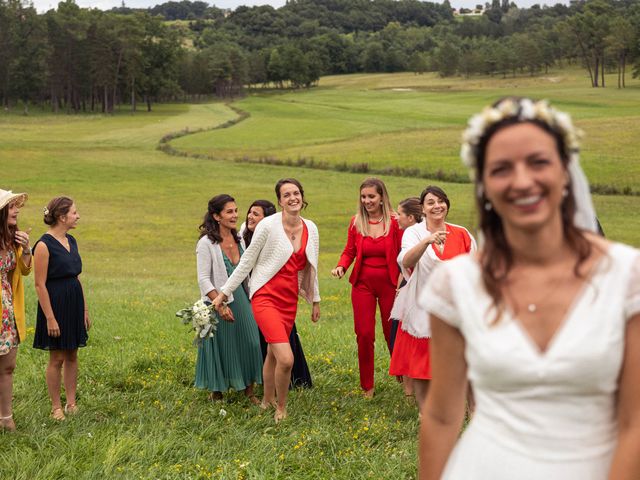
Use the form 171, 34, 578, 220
195, 194, 263, 402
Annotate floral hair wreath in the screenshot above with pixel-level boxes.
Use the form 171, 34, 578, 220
460, 98, 583, 173
460, 97, 598, 233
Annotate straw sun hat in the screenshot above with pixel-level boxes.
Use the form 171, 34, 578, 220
0, 189, 28, 210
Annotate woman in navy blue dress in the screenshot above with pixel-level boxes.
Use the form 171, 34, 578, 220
33, 197, 89, 421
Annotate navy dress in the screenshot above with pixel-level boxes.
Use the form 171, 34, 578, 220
33, 234, 87, 350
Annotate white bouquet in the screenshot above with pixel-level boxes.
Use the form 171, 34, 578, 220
176, 299, 220, 347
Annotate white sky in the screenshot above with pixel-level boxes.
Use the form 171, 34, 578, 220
31, 0, 568, 14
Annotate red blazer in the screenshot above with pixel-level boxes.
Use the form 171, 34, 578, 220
337, 216, 403, 286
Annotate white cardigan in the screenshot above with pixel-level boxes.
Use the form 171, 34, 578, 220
220, 212, 320, 304
196, 235, 235, 303
398, 222, 476, 338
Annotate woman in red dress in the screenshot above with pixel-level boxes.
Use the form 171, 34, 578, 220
213, 179, 320, 423
332, 178, 402, 397
389, 185, 476, 414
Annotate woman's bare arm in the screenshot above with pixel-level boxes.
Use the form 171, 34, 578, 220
608, 313, 640, 479
419, 314, 468, 480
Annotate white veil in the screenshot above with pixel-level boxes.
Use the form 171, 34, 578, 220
568, 153, 599, 233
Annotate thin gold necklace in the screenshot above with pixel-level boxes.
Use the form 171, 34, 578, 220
285, 219, 302, 241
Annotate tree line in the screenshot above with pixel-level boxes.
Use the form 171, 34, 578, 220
1, 0, 639, 113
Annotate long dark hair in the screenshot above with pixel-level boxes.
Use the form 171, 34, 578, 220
198, 194, 239, 245
0, 205, 17, 251
474, 106, 591, 320
243, 199, 276, 248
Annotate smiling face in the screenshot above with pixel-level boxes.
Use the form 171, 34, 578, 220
422, 193, 448, 223
61, 203, 80, 229
278, 182, 303, 214
213, 201, 238, 230
360, 186, 382, 217
246, 206, 265, 232
482, 122, 567, 234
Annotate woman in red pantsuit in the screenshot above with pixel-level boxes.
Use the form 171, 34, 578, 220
332, 178, 402, 397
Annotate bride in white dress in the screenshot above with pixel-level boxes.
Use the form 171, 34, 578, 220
418, 98, 640, 480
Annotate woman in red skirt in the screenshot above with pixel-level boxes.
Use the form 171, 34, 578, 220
389, 185, 476, 414
213, 179, 320, 423
332, 178, 402, 398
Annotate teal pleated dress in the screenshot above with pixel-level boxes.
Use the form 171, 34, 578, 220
195, 251, 263, 392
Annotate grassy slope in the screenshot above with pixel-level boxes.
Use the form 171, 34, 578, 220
0, 71, 639, 479
171, 68, 640, 190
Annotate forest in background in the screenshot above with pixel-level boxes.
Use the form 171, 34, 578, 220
1, 0, 639, 113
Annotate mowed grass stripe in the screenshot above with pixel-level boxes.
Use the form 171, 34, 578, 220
171, 68, 640, 191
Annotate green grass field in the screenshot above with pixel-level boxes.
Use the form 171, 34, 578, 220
172, 68, 640, 192
1, 69, 639, 479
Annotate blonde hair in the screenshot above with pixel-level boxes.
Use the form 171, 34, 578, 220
354, 178, 393, 236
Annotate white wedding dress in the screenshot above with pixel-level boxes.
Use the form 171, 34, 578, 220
420, 243, 640, 479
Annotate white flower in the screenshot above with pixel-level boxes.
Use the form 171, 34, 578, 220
484, 108, 503, 124
460, 143, 474, 168
533, 101, 553, 123
219, 408, 227, 417
519, 98, 535, 120
554, 111, 573, 136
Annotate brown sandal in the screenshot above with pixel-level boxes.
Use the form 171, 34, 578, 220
50, 407, 66, 421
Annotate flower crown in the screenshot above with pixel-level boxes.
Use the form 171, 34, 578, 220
460, 98, 583, 173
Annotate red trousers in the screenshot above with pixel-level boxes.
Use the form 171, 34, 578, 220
351, 264, 396, 391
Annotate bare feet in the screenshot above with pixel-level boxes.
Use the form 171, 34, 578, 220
259, 400, 276, 410
246, 395, 261, 406
363, 388, 375, 399
50, 407, 66, 421
1, 415, 16, 432
208, 392, 223, 402
65, 403, 79, 415
274, 408, 287, 423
